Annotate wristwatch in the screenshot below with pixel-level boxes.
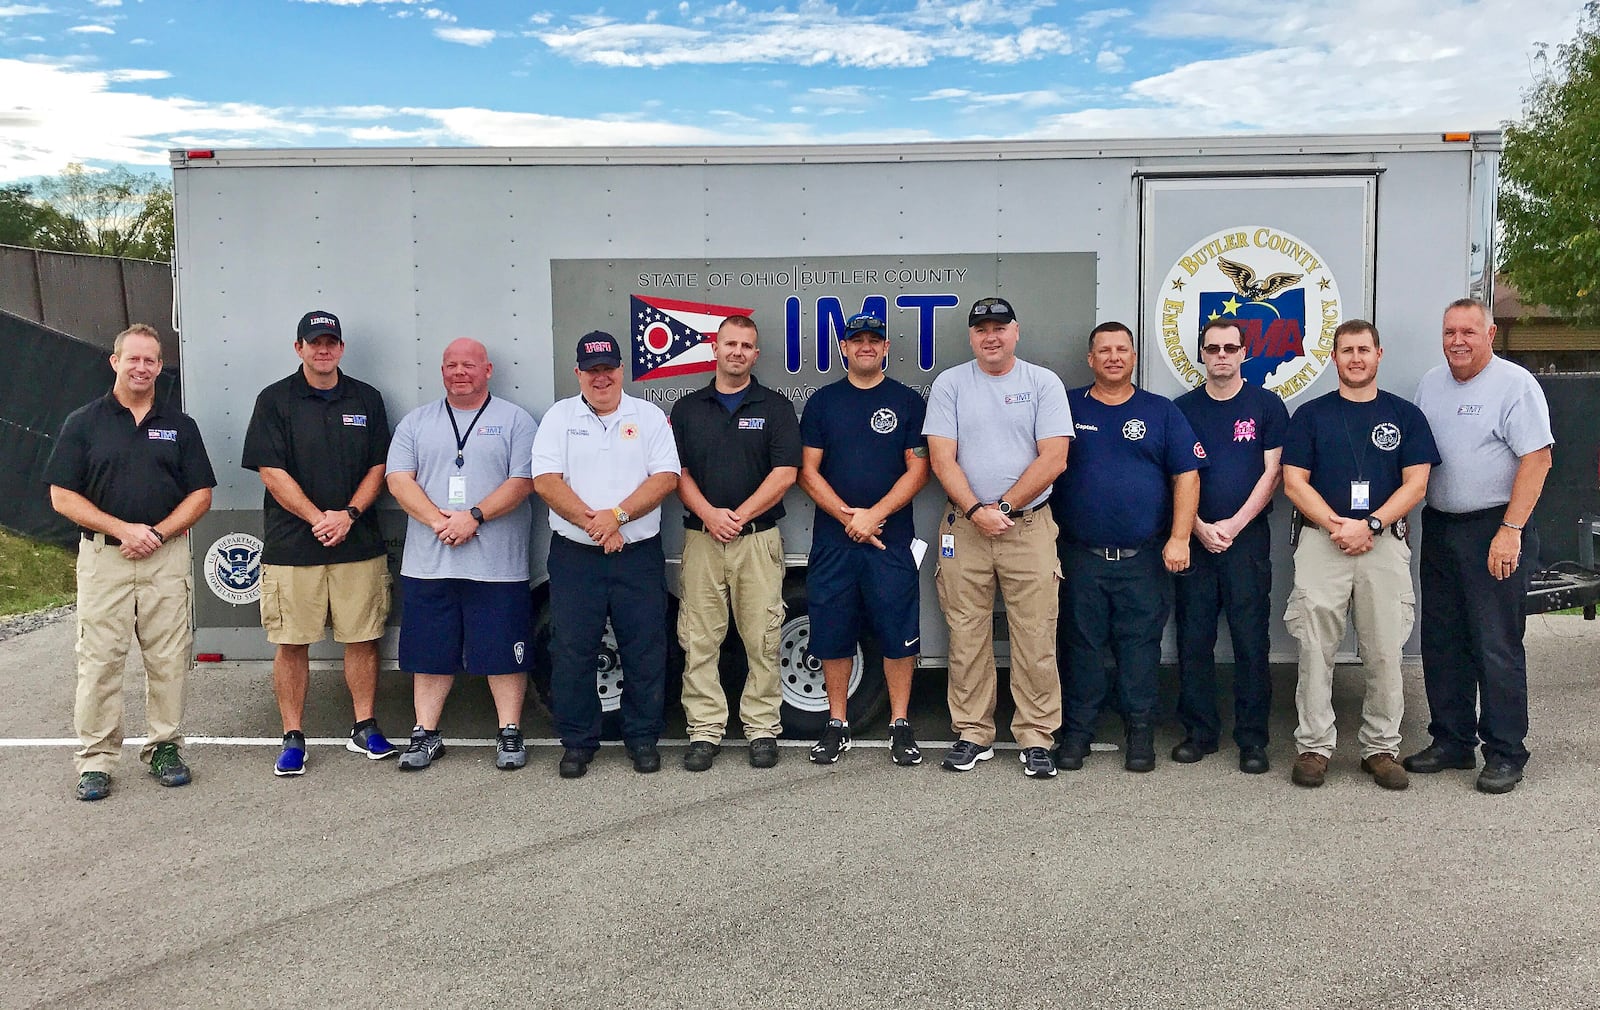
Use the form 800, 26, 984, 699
613, 508, 631, 525
469, 506, 485, 523
998, 500, 1014, 517
1366, 516, 1383, 533
345, 506, 360, 520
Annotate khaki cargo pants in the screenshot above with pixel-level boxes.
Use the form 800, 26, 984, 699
73, 534, 194, 774
678, 526, 786, 742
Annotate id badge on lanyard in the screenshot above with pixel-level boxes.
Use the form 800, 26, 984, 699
1350, 481, 1370, 512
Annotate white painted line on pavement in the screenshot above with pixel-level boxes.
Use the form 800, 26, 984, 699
0, 736, 1119, 751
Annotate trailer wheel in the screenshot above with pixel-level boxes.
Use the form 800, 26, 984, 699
715, 581, 888, 736
530, 597, 683, 740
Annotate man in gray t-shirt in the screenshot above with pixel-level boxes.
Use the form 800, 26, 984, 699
923, 296, 1073, 779
385, 338, 538, 772
1406, 298, 1553, 794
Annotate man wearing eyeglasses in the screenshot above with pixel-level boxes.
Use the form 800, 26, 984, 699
924, 297, 1072, 779
1281, 320, 1438, 791
1051, 321, 1205, 774
797, 313, 930, 766
1171, 318, 1289, 775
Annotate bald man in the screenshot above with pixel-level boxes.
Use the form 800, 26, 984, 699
385, 338, 538, 772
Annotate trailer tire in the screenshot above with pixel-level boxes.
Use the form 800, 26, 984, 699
529, 595, 684, 741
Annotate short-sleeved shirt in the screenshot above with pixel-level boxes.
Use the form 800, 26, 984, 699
1051, 386, 1206, 548
386, 394, 537, 582
44, 392, 217, 525
241, 368, 391, 566
529, 391, 681, 545
1414, 356, 1555, 513
669, 378, 802, 521
800, 376, 928, 548
1281, 389, 1440, 520
921, 358, 1073, 509
1175, 381, 1290, 524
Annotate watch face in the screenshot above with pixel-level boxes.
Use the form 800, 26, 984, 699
1367, 516, 1383, 531
999, 501, 1012, 515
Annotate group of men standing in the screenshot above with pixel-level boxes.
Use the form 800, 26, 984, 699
48, 295, 1551, 800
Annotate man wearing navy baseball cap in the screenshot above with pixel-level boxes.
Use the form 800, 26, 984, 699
532, 331, 681, 777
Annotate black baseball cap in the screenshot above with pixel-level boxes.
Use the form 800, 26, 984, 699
297, 310, 342, 343
967, 297, 1017, 327
843, 313, 887, 338
576, 330, 623, 370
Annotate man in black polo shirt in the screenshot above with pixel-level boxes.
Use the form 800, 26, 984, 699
45, 324, 216, 801
670, 314, 801, 771
242, 310, 395, 777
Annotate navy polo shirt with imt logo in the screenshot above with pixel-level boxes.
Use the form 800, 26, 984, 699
44, 392, 217, 526
242, 368, 391, 566
1281, 389, 1440, 520
1175, 381, 1290, 524
800, 376, 927, 548
1051, 386, 1206, 548
670, 377, 802, 521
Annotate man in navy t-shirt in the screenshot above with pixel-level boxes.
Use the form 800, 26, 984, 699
1051, 321, 1206, 773
1172, 318, 1289, 775
1281, 319, 1439, 791
798, 313, 930, 766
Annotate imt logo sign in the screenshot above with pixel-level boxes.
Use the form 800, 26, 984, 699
1157, 225, 1342, 402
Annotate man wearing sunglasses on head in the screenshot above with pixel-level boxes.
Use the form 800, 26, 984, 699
797, 313, 930, 766
924, 297, 1073, 779
1171, 318, 1289, 775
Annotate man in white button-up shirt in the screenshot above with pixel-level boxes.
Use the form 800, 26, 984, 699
531, 331, 681, 779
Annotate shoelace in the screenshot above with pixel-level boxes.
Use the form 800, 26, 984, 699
406, 733, 432, 752
498, 730, 522, 752
891, 726, 919, 753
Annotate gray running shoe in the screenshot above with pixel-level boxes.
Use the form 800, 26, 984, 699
495, 725, 527, 770
941, 739, 994, 772
397, 727, 444, 771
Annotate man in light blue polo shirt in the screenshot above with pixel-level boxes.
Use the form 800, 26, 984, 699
532, 331, 681, 779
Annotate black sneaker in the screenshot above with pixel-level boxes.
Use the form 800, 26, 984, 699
397, 727, 444, 771
888, 719, 922, 766
1020, 746, 1058, 779
75, 771, 111, 801
809, 719, 851, 764
627, 742, 661, 774
1477, 758, 1523, 794
558, 747, 596, 779
1053, 736, 1091, 771
941, 739, 994, 772
683, 741, 721, 772
748, 737, 780, 768
147, 742, 191, 787
496, 725, 527, 770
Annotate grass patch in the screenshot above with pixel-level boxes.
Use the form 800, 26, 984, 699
0, 529, 76, 617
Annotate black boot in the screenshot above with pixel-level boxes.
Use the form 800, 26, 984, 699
1125, 720, 1155, 773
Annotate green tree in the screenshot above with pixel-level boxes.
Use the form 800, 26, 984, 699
0, 183, 56, 247
32, 163, 173, 261
1501, 2, 1600, 322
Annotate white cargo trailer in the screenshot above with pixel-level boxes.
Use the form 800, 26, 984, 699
171, 132, 1499, 732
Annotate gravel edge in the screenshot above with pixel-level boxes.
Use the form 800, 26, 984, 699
0, 604, 75, 643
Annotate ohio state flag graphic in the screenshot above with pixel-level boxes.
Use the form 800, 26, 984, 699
630, 295, 752, 381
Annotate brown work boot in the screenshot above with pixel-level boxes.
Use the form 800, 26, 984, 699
1291, 751, 1328, 788
1361, 753, 1410, 791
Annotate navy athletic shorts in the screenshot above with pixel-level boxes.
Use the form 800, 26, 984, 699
805, 540, 920, 660
397, 576, 532, 676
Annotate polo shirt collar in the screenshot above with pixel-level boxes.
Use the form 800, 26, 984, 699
101, 389, 175, 426
693, 377, 767, 403
290, 366, 345, 399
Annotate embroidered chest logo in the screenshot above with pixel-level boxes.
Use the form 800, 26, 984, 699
870, 408, 898, 434
147, 429, 178, 441
621, 422, 639, 440
1122, 419, 1147, 441
1003, 392, 1033, 405
1371, 422, 1401, 451
476, 425, 504, 436
1457, 404, 1483, 416
737, 418, 766, 430
1233, 418, 1257, 442
342, 415, 367, 427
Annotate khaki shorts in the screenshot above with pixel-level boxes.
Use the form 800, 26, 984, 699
261, 555, 390, 645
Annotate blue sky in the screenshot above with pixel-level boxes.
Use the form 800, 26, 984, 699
0, 0, 1588, 182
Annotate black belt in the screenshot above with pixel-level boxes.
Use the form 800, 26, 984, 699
686, 517, 777, 536
1423, 505, 1504, 524
949, 500, 1048, 519
1078, 545, 1140, 561
556, 533, 661, 553
1297, 515, 1409, 539
82, 530, 121, 547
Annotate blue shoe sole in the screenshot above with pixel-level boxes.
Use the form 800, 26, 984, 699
346, 739, 397, 760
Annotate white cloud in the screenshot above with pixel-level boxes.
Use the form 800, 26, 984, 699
1077, 7, 1132, 30
128, 37, 151, 44
67, 24, 115, 34
536, 0, 1075, 68
92, 0, 121, 7
293, 0, 423, 6
104, 68, 170, 81
434, 26, 495, 45
0, 4, 52, 15
915, 86, 1068, 109
421, 7, 455, 22
1095, 48, 1124, 72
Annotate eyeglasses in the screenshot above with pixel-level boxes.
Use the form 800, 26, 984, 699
844, 316, 886, 334
1202, 342, 1243, 355
970, 300, 1012, 316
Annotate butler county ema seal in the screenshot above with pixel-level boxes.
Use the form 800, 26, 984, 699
1157, 225, 1342, 402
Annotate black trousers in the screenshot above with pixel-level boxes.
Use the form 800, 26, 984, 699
1418, 507, 1536, 768
1173, 519, 1273, 749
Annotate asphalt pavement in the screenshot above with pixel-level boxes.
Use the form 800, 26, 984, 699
2, 611, 1597, 1009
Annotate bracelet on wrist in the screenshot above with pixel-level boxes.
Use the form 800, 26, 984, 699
964, 502, 984, 520
151, 527, 166, 544
1501, 520, 1524, 531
